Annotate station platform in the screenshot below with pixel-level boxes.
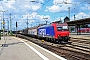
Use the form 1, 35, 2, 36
70, 33, 90, 39
0, 36, 66, 60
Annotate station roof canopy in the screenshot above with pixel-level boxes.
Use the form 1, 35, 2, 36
66, 18, 90, 26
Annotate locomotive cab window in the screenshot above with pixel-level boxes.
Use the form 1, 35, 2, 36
57, 27, 62, 31
57, 26, 68, 31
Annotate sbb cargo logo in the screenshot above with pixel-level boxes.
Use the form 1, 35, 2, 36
38, 29, 46, 37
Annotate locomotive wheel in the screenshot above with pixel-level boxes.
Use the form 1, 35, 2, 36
51, 38, 54, 42
58, 39, 62, 43
64, 37, 69, 42
55, 40, 58, 43
55, 39, 61, 44
65, 40, 68, 42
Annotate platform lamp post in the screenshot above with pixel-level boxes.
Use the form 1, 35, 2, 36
1, 10, 8, 40
0, 16, 2, 40
9, 13, 13, 35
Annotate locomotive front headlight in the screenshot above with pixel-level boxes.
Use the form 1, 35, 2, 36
58, 35, 60, 36
58, 35, 61, 37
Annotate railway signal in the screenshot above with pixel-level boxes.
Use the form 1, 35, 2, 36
16, 21, 17, 37
16, 21, 17, 27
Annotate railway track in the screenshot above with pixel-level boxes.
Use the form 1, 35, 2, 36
70, 38, 90, 44
59, 44, 90, 54
67, 43, 90, 50
16, 34, 90, 60
42, 44, 90, 60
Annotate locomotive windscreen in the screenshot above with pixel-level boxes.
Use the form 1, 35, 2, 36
57, 26, 68, 31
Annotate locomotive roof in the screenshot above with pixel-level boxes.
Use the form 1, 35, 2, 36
56, 23, 68, 26
27, 23, 68, 30
38, 24, 51, 28
38, 23, 68, 28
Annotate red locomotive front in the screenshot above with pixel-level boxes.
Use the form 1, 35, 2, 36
52, 23, 70, 43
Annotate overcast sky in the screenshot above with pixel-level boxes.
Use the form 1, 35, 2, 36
0, 0, 90, 30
